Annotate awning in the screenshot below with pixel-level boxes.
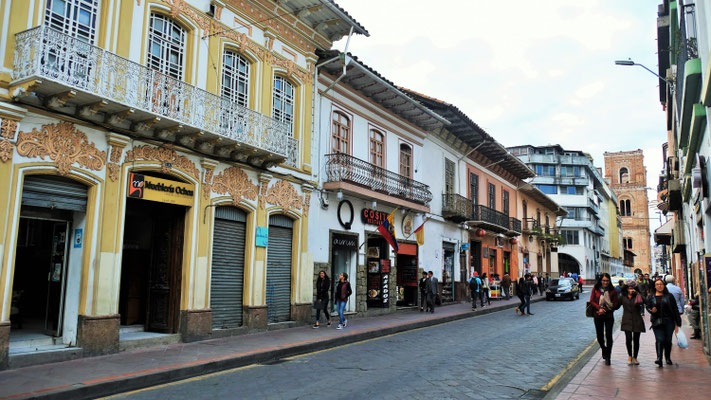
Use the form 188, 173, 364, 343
654, 218, 673, 245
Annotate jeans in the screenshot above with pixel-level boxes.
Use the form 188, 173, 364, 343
479, 290, 486, 306
336, 300, 347, 326
315, 300, 330, 323
518, 295, 525, 311
471, 291, 479, 309
652, 320, 676, 361
483, 288, 490, 305
522, 295, 531, 314
624, 331, 641, 358
594, 317, 614, 359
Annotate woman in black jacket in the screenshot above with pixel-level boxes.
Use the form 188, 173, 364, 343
620, 280, 645, 365
313, 271, 331, 328
646, 278, 682, 367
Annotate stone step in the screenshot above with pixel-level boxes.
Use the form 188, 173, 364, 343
119, 325, 146, 334
9, 345, 83, 369
119, 332, 181, 351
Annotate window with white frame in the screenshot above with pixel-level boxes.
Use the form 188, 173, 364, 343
147, 13, 186, 79
273, 76, 295, 136
221, 50, 250, 107
45, 0, 100, 43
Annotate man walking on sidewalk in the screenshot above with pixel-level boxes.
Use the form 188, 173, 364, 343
419, 271, 428, 312
426, 271, 438, 313
502, 273, 512, 300
665, 275, 685, 315
469, 272, 481, 310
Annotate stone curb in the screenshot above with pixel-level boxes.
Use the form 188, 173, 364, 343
20, 297, 546, 400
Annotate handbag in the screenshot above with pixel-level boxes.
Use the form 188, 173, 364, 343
585, 301, 595, 318
313, 299, 325, 310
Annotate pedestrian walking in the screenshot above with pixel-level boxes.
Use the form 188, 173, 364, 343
589, 273, 619, 365
620, 280, 645, 365
646, 278, 682, 367
578, 275, 584, 293
502, 273, 512, 300
532, 274, 539, 296
468, 272, 481, 310
665, 275, 685, 315
515, 276, 526, 314
481, 272, 491, 306
538, 273, 545, 295
335, 273, 352, 330
426, 271, 439, 313
419, 271, 428, 312
313, 271, 331, 328
523, 274, 534, 315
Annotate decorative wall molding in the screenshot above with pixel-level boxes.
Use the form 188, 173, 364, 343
212, 166, 258, 205
124, 144, 200, 180
0, 140, 13, 163
1, 118, 18, 140
264, 179, 302, 212
16, 122, 107, 175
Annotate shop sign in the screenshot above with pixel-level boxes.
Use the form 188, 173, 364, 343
460, 243, 470, 251
361, 208, 388, 225
332, 233, 358, 250
256, 227, 269, 247
73, 228, 82, 248
337, 200, 354, 230
127, 173, 194, 206
704, 255, 711, 288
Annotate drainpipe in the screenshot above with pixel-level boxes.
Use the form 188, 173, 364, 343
314, 26, 354, 195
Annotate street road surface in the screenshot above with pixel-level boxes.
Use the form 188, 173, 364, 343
108, 298, 594, 399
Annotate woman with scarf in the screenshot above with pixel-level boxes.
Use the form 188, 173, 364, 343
589, 273, 619, 365
620, 280, 645, 365
646, 278, 682, 367
312, 271, 331, 328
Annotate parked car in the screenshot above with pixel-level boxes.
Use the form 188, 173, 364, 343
545, 278, 580, 301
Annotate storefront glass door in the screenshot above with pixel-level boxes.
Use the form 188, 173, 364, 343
332, 248, 355, 312
45, 221, 70, 336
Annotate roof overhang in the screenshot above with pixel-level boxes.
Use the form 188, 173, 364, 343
318, 53, 449, 131
276, 0, 369, 44
402, 89, 535, 180
654, 218, 673, 245
518, 182, 567, 216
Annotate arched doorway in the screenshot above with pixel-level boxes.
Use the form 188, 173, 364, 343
558, 253, 581, 276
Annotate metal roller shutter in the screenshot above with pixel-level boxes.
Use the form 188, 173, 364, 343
21, 175, 88, 212
266, 215, 293, 323
210, 207, 246, 329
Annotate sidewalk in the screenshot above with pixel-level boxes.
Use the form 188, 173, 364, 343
0, 295, 540, 400
550, 318, 711, 400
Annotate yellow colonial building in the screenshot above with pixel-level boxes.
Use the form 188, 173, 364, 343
0, 0, 366, 368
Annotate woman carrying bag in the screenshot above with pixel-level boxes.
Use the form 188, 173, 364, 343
589, 273, 619, 365
646, 278, 682, 367
312, 271, 331, 328
620, 280, 645, 365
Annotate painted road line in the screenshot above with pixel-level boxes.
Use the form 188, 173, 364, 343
540, 338, 597, 391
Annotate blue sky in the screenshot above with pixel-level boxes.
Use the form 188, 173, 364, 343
335, 0, 667, 233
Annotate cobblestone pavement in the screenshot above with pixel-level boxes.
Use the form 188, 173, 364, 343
109, 298, 594, 400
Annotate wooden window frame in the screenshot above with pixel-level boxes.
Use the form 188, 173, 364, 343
331, 110, 351, 154
399, 143, 412, 178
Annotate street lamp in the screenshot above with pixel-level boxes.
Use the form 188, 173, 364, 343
614, 59, 675, 92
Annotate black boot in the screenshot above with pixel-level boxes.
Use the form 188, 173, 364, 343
691, 329, 701, 339
664, 343, 673, 365
655, 342, 664, 367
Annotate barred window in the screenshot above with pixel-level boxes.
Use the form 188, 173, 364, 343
147, 13, 186, 79
45, 0, 100, 43
273, 76, 295, 136
221, 50, 249, 107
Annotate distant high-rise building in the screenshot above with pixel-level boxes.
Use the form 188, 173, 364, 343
603, 150, 652, 274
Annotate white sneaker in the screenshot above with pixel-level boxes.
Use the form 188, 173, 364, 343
344, 319, 348, 327
336, 324, 343, 330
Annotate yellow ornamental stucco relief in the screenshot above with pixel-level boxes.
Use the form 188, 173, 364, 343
264, 179, 302, 213
107, 145, 124, 182
1, 118, 18, 140
0, 140, 13, 163
203, 168, 214, 200
302, 192, 310, 217
124, 144, 200, 180
212, 166, 258, 205
16, 121, 107, 176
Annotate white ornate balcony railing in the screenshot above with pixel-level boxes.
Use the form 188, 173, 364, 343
13, 25, 298, 166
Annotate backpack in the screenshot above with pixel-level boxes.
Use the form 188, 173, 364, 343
469, 278, 480, 292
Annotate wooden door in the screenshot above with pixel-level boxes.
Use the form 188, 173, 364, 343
147, 213, 184, 333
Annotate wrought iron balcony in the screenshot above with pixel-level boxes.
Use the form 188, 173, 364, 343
522, 218, 540, 234
324, 153, 432, 205
12, 25, 299, 168
468, 204, 519, 236
442, 193, 472, 222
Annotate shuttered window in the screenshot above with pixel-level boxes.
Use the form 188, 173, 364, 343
210, 207, 246, 329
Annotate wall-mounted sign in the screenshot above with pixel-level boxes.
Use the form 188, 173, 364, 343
332, 233, 358, 250
73, 228, 83, 248
361, 208, 388, 225
127, 173, 194, 206
402, 213, 414, 237
337, 200, 354, 230
482, 247, 489, 259
460, 243, 470, 251
256, 227, 269, 247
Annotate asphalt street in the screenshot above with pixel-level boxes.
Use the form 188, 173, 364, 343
107, 296, 594, 400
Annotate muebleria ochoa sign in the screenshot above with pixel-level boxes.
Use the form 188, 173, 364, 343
127, 172, 194, 206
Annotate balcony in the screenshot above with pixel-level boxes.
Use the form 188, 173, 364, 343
522, 218, 540, 234
12, 25, 298, 168
442, 193, 472, 223
467, 204, 520, 236
324, 153, 432, 207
